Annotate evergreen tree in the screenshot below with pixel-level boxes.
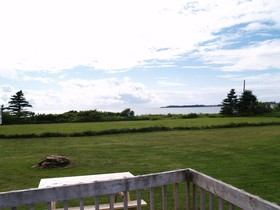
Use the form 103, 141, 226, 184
220, 89, 238, 115
237, 90, 258, 114
7, 90, 32, 118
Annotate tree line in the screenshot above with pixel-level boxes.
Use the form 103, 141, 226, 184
1, 90, 136, 124
1, 89, 280, 124
220, 89, 280, 116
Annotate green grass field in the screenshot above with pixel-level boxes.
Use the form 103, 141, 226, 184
0, 117, 280, 207
1, 116, 280, 135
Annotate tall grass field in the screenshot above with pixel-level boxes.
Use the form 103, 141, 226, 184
0, 117, 280, 207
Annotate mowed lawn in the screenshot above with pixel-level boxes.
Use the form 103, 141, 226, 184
0, 124, 280, 205
1, 116, 280, 135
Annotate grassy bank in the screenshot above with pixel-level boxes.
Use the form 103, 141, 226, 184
0, 125, 280, 205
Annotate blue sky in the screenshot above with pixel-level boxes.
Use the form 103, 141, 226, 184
0, 0, 280, 114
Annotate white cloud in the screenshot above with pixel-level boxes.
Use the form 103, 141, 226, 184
199, 40, 280, 71
157, 80, 185, 87
218, 74, 243, 79
151, 86, 227, 107
21, 76, 54, 84
182, 65, 212, 69
0, 85, 13, 93
243, 22, 273, 31
1, 0, 279, 75
27, 77, 151, 113
1, 0, 280, 113
0, 85, 14, 105
27, 76, 228, 113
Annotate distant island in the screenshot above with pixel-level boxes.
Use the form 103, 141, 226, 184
161, 104, 222, 108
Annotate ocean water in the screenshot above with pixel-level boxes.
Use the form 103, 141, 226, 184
132, 106, 221, 115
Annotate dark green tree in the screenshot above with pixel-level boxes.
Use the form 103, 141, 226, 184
237, 90, 258, 114
120, 108, 135, 117
7, 90, 32, 119
220, 89, 238, 115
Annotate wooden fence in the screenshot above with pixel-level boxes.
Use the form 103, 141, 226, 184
0, 168, 280, 210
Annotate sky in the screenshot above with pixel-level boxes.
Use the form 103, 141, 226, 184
0, 0, 280, 114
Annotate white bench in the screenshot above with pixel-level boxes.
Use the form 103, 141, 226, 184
38, 172, 147, 210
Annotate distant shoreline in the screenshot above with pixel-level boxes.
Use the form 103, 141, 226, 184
161, 104, 222, 108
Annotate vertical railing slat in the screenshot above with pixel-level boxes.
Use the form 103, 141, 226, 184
209, 193, 214, 210
218, 197, 224, 210
47, 202, 52, 210
174, 183, 179, 210
63, 200, 68, 210
229, 203, 236, 210
200, 188, 205, 210
137, 190, 142, 210
95, 196, 100, 210
162, 185, 167, 210
109, 194, 114, 210
123, 191, 128, 210
150, 187, 155, 210
79, 198, 84, 210
193, 183, 198, 210
186, 181, 191, 210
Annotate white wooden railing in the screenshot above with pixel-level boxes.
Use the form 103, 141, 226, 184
0, 168, 280, 210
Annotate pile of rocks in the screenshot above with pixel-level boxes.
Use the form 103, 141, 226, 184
37, 155, 72, 168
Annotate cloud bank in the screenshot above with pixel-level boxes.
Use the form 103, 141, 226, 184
0, 0, 279, 75
0, 0, 279, 113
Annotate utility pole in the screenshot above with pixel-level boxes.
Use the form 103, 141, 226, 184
0, 108, 2, 125
0, 104, 4, 125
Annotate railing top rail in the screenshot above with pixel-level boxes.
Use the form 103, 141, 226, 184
0, 169, 188, 208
